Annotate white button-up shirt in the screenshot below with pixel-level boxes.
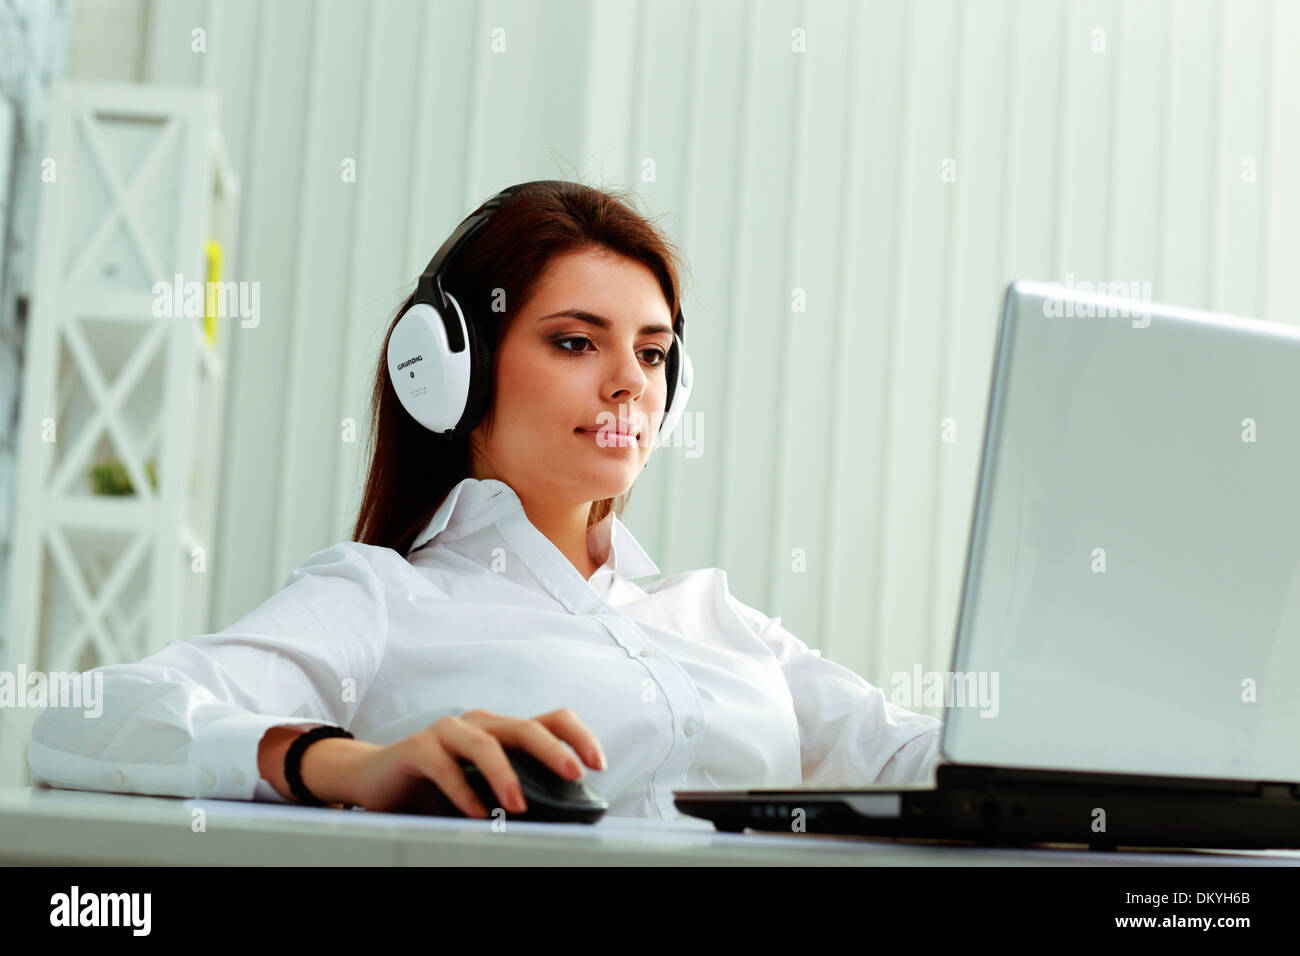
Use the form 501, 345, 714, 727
28, 477, 943, 818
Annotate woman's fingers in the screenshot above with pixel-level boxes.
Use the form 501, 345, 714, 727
412, 716, 508, 817
534, 708, 608, 771
482, 708, 606, 777
433, 714, 528, 814
408, 709, 606, 819
409, 725, 491, 818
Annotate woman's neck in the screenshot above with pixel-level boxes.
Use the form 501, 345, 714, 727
520, 497, 601, 581
466, 462, 603, 581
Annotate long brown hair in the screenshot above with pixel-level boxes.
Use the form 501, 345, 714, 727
351, 180, 688, 555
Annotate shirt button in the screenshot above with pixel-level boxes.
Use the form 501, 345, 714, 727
639, 647, 655, 657
112, 770, 126, 787
684, 717, 698, 736
201, 770, 217, 789
232, 770, 245, 786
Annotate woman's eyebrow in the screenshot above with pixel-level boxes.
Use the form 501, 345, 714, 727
538, 309, 673, 337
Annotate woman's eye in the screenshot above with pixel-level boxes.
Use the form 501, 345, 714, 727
555, 336, 594, 354
554, 337, 667, 368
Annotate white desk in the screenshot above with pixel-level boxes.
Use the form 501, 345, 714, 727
2, 787, 1298, 866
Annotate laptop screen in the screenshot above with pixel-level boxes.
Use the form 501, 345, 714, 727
942, 280, 1300, 784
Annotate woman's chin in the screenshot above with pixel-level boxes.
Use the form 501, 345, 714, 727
566, 465, 637, 500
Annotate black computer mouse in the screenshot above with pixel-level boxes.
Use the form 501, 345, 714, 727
419, 746, 609, 823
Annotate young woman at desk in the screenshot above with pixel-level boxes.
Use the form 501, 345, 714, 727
28, 181, 942, 819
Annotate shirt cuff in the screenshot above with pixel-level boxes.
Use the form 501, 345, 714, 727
191, 713, 335, 801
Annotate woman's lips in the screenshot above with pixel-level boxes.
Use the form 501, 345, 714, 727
576, 427, 638, 449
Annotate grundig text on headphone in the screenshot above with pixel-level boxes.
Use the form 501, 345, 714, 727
386, 180, 694, 444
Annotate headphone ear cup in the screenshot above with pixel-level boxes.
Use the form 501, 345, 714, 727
388, 299, 473, 434
662, 334, 680, 425
658, 337, 692, 444
454, 293, 495, 437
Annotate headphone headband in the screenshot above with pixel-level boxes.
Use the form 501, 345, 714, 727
419, 181, 541, 305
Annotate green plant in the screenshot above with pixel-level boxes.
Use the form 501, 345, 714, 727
89, 458, 159, 495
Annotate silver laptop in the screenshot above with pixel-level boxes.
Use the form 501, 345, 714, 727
675, 279, 1300, 848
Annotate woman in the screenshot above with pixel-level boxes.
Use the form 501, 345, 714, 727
28, 180, 942, 820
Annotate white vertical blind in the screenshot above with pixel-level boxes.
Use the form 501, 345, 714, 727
141, 0, 1300, 716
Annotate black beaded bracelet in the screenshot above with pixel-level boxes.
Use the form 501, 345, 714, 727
285, 725, 356, 809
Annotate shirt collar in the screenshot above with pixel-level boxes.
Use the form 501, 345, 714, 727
585, 505, 660, 580
407, 476, 512, 553
406, 476, 660, 580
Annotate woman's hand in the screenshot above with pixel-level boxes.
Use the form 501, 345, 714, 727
342, 708, 607, 817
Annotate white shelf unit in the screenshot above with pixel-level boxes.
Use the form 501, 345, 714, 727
2, 81, 239, 786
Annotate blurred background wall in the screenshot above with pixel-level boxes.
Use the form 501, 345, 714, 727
3, 0, 1299, 722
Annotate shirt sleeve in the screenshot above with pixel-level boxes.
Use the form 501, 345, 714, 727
722, 581, 944, 787
26, 541, 390, 803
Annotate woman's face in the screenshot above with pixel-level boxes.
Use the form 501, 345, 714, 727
468, 246, 675, 508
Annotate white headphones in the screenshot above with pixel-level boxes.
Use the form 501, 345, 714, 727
387, 181, 694, 444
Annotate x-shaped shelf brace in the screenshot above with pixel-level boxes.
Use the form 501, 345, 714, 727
68, 111, 179, 288
48, 318, 168, 499
41, 526, 152, 674
82, 540, 153, 665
